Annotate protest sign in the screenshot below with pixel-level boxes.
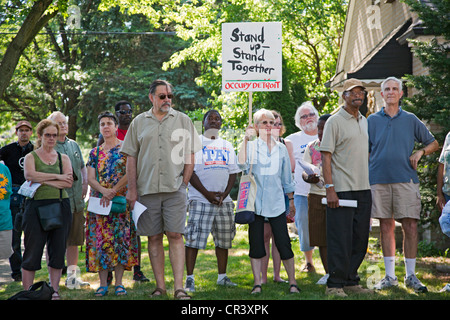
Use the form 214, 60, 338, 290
222, 22, 282, 92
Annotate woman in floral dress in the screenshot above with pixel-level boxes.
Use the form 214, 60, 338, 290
86, 111, 138, 297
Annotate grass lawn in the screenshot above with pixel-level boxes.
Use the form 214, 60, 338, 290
1, 224, 449, 303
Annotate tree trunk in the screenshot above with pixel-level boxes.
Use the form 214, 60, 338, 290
0, 0, 58, 97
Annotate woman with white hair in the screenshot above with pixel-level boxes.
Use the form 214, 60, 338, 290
238, 109, 300, 295
286, 101, 319, 273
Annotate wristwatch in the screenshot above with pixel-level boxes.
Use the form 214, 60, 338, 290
325, 184, 334, 189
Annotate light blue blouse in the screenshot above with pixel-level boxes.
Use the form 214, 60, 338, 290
238, 138, 295, 218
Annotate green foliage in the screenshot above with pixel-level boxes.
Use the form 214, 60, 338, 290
401, 0, 450, 236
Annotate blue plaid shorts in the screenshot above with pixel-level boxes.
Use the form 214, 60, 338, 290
185, 200, 236, 249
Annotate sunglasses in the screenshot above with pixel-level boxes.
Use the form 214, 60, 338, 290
116, 110, 132, 115
43, 133, 57, 138
157, 94, 173, 100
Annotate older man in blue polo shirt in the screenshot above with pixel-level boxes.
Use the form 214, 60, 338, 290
368, 76, 439, 293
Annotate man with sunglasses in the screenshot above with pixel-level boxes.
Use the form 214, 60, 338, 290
97, 100, 133, 145
286, 101, 319, 273
121, 79, 201, 300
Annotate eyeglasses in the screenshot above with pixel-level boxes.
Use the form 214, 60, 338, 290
116, 110, 132, 115
43, 133, 57, 138
300, 113, 316, 120
157, 94, 173, 100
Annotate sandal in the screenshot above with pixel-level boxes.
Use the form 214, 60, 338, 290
52, 291, 61, 300
150, 287, 167, 298
95, 286, 108, 297
251, 284, 262, 294
115, 285, 127, 296
289, 284, 301, 294
174, 289, 191, 300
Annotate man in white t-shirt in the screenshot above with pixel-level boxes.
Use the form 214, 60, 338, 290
184, 110, 241, 292
286, 101, 319, 272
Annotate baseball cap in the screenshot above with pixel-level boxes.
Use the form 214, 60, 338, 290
15, 120, 32, 130
343, 78, 366, 92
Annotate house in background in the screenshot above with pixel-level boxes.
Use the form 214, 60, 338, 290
327, 0, 434, 117
329, 0, 450, 249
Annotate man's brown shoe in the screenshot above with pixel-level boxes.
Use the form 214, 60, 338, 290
344, 285, 374, 294
325, 287, 347, 298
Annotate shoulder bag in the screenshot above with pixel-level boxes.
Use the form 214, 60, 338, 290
235, 142, 257, 224
36, 152, 64, 231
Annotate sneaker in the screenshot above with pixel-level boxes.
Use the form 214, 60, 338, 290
325, 287, 347, 298
65, 277, 90, 289
373, 275, 399, 290
344, 285, 374, 294
440, 283, 450, 292
316, 274, 329, 285
133, 270, 150, 282
217, 276, 237, 287
404, 274, 428, 293
185, 277, 195, 292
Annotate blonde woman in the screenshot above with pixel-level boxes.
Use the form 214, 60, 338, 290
238, 109, 299, 295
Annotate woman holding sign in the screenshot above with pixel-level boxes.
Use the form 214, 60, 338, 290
86, 111, 138, 297
238, 109, 300, 295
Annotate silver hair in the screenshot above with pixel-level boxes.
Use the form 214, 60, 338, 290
381, 76, 403, 92
294, 101, 319, 130
48, 111, 69, 122
253, 108, 275, 124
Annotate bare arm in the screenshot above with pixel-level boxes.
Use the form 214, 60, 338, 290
285, 139, 295, 172
189, 172, 220, 205
437, 162, 446, 212
238, 125, 255, 165
81, 166, 88, 199
321, 151, 339, 208
125, 155, 138, 210
410, 139, 439, 170
24, 153, 73, 188
183, 153, 195, 185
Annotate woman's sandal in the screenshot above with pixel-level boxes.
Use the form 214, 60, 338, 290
115, 285, 127, 296
251, 284, 262, 294
95, 286, 109, 297
52, 291, 61, 300
174, 289, 191, 300
289, 284, 301, 294
150, 287, 167, 298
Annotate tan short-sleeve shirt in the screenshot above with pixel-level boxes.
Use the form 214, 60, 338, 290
120, 107, 201, 195
319, 106, 370, 192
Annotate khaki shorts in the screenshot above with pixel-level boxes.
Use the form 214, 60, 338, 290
67, 209, 85, 246
0, 230, 12, 259
137, 184, 187, 236
371, 181, 421, 220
